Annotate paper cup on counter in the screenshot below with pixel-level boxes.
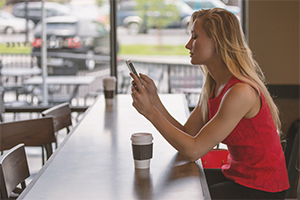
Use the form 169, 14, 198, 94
103, 76, 116, 106
131, 133, 154, 169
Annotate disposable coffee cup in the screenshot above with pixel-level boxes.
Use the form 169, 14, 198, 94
131, 133, 154, 169
103, 76, 116, 106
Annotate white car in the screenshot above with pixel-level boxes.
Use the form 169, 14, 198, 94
183, 0, 241, 21
0, 10, 34, 34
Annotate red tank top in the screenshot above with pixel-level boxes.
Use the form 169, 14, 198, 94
208, 76, 289, 192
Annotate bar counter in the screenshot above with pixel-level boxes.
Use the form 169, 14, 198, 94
18, 94, 210, 200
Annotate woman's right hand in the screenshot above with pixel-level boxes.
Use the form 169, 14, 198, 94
133, 73, 158, 103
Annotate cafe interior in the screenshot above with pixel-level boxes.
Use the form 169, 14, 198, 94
0, 0, 299, 199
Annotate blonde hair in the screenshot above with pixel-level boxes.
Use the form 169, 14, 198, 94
191, 8, 281, 132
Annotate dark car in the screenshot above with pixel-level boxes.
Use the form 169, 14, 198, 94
32, 16, 110, 74
12, 2, 70, 25
117, 0, 193, 35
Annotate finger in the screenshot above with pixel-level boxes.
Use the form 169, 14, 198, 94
140, 74, 155, 89
131, 85, 137, 93
130, 73, 143, 91
131, 80, 138, 90
131, 92, 136, 100
131, 86, 137, 96
139, 73, 150, 84
131, 81, 139, 93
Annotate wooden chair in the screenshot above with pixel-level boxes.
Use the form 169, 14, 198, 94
285, 128, 300, 198
0, 144, 30, 199
0, 87, 4, 122
0, 117, 56, 165
41, 102, 73, 148
281, 140, 287, 152
297, 146, 300, 200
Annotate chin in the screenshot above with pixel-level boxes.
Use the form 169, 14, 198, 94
190, 59, 199, 65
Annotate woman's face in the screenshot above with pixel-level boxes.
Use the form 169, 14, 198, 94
185, 17, 216, 66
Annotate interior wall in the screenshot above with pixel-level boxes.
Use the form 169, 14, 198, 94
248, 0, 299, 135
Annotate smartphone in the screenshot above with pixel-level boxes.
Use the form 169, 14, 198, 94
126, 59, 142, 84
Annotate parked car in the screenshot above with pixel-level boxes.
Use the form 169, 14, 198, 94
32, 16, 110, 73
66, 4, 101, 20
0, 10, 34, 34
117, 0, 193, 35
12, 2, 71, 25
183, 0, 241, 20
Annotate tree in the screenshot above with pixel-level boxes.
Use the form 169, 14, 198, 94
96, 0, 105, 7
135, 0, 181, 48
0, 0, 5, 7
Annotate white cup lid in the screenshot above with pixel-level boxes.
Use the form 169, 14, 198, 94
131, 133, 153, 145
103, 76, 116, 90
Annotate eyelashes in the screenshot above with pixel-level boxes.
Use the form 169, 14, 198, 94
191, 34, 198, 40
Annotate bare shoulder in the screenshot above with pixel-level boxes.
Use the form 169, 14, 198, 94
226, 83, 259, 102
220, 83, 261, 118
216, 83, 260, 117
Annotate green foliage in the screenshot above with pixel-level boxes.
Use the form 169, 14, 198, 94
49, 0, 69, 4
96, 0, 105, 7
0, 0, 4, 8
135, 0, 181, 29
0, 43, 31, 54
0, 43, 188, 56
119, 44, 188, 55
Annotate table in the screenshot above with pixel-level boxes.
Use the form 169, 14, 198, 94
23, 76, 95, 85
18, 94, 211, 200
0, 68, 42, 77
0, 68, 42, 102
0, 67, 42, 83
23, 76, 95, 104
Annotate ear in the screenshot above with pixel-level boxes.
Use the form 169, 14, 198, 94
214, 41, 218, 53
214, 40, 218, 49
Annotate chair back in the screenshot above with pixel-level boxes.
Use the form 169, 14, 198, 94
297, 135, 300, 200
0, 144, 30, 199
0, 117, 56, 161
286, 128, 300, 198
41, 102, 72, 133
0, 88, 4, 122
281, 140, 287, 152
297, 138, 300, 171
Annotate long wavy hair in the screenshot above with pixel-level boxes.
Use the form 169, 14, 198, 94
191, 8, 281, 132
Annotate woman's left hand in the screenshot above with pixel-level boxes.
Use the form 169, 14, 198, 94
130, 73, 155, 118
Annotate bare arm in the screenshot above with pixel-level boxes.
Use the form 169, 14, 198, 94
136, 73, 205, 136
131, 73, 260, 161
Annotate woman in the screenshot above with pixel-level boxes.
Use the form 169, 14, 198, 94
130, 8, 289, 199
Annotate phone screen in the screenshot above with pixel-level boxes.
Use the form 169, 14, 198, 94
126, 59, 142, 84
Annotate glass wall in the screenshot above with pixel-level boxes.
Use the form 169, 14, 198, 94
115, 0, 242, 105
0, 0, 242, 107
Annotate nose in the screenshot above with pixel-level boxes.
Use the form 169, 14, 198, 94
185, 38, 192, 50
